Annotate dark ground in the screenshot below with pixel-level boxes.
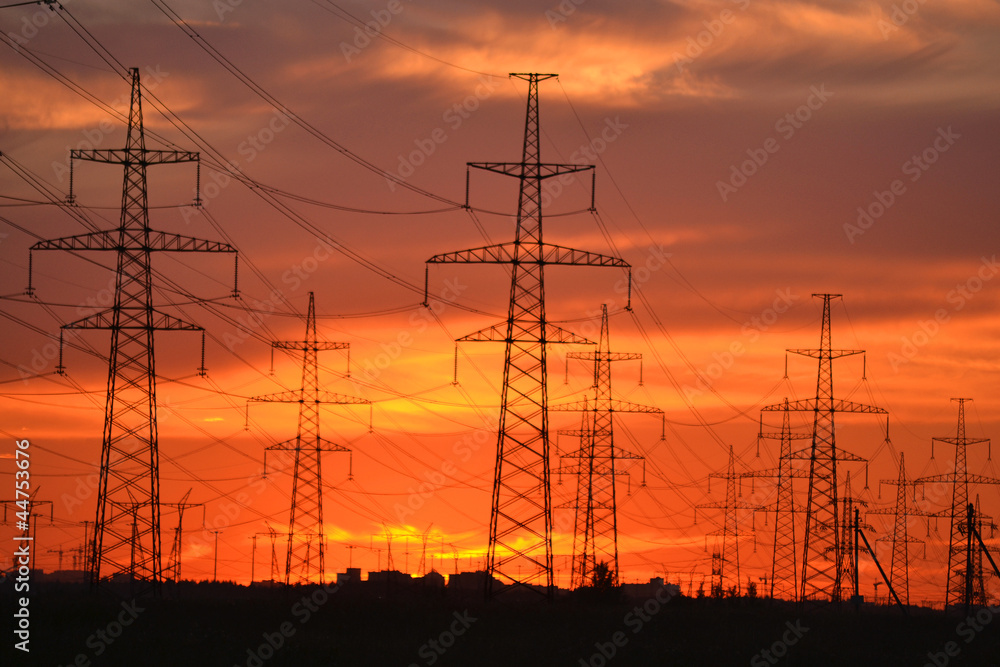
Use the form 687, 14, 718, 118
3, 582, 999, 667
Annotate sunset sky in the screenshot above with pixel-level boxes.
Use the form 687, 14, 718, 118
1, 0, 999, 605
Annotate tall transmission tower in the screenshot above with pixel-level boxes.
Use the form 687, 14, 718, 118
744, 398, 811, 600
29, 68, 237, 596
869, 452, 926, 606
551, 304, 657, 589
425, 73, 631, 599
915, 398, 1000, 610
248, 292, 368, 585
698, 446, 758, 596
778, 294, 885, 603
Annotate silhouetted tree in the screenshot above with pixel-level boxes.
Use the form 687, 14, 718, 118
591, 561, 615, 591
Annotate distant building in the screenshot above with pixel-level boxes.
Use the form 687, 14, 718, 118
35, 569, 87, 584
367, 570, 413, 587
447, 571, 503, 597
621, 577, 680, 601
336, 567, 362, 586
418, 569, 445, 589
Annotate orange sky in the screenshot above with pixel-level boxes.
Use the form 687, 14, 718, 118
1, 0, 999, 605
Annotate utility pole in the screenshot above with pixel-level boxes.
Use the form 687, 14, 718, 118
80, 520, 92, 577
425, 73, 631, 600
46, 546, 65, 571
212, 530, 221, 581
248, 292, 369, 585
552, 304, 657, 589
2, 497, 53, 572
250, 535, 257, 584
915, 399, 999, 610
777, 294, 885, 603
28, 68, 237, 597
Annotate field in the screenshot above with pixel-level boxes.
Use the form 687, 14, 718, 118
4, 581, 999, 666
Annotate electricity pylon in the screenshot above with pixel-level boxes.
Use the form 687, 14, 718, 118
744, 398, 811, 600
425, 73, 631, 600
870, 452, 926, 605
836, 471, 872, 601
551, 304, 657, 589
968, 496, 996, 608
248, 292, 368, 585
29, 68, 237, 596
162, 489, 204, 583
778, 294, 885, 603
915, 399, 1000, 610
698, 446, 758, 596
255, 524, 281, 582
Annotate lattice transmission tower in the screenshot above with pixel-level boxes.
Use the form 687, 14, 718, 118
551, 304, 657, 589
698, 446, 758, 596
869, 452, 926, 606
778, 294, 885, 603
967, 496, 996, 608
162, 489, 204, 584
835, 471, 873, 601
249, 292, 368, 585
426, 73, 631, 599
29, 68, 237, 596
915, 398, 1000, 610
744, 398, 811, 600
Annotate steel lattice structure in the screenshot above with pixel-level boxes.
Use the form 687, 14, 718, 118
426, 73, 630, 599
249, 292, 368, 585
870, 452, 926, 606
29, 68, 236, 596
836, 471, 872, 601
551, 304, 656, 588
162, 489, 203, 584
776, 294, 885, 603
744, 398, 811, 600
699, 446, 758, 596
915, 399, 999, 610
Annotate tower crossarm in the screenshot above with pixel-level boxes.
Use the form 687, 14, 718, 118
765, 397, 886, 415
789, 446, 867, 463
469, 161, 593, 180
457, 321, 594, 345
567, 350, 641, 362
62, 307, 202, 331
739, 466, 811, 480
868, 506, 931, 518
875, 533, 925, 545
549, 398, 661, 414
758, 431, 812, 441
914, 472, 1000, 486
31, 230, 235, 254
265, 436, 349, 454
427, 241, 628, 269
273, 341, 349, 351
753, 499, 808, 513
697, 499, 761, 512
787, 348, 865, 360
249, 390, 370, 405
72, 148, 199, 166
933, 436, 990, 447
